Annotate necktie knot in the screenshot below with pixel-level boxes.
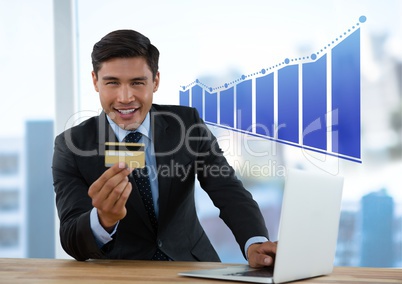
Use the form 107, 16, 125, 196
124, 132, 142, 143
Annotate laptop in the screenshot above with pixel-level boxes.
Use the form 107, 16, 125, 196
179, 168, 344, 283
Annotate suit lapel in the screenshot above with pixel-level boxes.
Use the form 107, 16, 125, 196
150, 107, 174, 227
85, 113, 117, 183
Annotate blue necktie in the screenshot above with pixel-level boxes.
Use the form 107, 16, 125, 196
123, 132, 169, 260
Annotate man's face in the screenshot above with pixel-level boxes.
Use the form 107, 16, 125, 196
92, 57, 159, 130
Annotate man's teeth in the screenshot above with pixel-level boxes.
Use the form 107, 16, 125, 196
119, 109, 135, 114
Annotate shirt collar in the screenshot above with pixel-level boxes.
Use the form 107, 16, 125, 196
106, 112, 151, 142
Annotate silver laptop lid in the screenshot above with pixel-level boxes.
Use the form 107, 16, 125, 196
273, 169, 343, 283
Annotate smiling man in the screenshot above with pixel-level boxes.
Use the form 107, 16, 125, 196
52, 29, 276, 267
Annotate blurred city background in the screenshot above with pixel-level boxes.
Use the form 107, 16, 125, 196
0, 0, 401, 267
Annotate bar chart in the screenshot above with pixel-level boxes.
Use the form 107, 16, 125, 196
180, 16, 366, 163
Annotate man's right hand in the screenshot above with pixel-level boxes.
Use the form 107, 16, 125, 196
88, 162, 133, 232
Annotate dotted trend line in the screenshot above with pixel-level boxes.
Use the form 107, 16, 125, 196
180, 16, 367, 92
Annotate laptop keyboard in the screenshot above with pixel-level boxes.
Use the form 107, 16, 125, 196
227, 267, 274, 278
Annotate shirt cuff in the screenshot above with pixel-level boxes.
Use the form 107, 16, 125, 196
244, 236, 269, 260
90, 208, 118, 247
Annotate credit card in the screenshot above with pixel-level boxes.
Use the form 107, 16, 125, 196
105, 142, 145, 168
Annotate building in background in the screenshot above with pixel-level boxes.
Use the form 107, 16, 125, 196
0, 138, 25, 257
0, 120, 55, 258
360, 189, 394, 267
25, 121, 55, 258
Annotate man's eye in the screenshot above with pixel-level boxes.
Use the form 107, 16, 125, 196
106, 81, 118, 85
132, 81, 145, 86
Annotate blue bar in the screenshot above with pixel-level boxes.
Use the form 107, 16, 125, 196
302, 55, 327, 150
191, 85, 203, 119
220, 87, 234, 127
205, 91, 217, 123
256, 73, 274, 137
236, 79, 252, 131
278, 65, 299, 143
179, 89, 189, 107
332, 29, 361, 158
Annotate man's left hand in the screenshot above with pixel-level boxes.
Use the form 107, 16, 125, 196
247, 241, 277, 268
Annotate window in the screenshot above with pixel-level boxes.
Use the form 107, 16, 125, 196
0, 226, 19, 248
0, 189, 19, 211
0, 154, 19, 176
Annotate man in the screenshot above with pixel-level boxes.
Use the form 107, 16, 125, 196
52, 29, 276, 267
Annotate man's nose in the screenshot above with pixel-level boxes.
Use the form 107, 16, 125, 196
117, 85, 134, 102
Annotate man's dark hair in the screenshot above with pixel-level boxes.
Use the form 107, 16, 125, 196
91, 29, 159, 79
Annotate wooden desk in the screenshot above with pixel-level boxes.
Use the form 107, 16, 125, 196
0, 258, 401, 283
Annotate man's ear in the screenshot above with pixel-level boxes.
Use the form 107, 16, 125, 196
153, 71, 160, 92
91, 71, 99, 92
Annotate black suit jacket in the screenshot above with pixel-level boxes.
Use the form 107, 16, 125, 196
52, 104, 268, 261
